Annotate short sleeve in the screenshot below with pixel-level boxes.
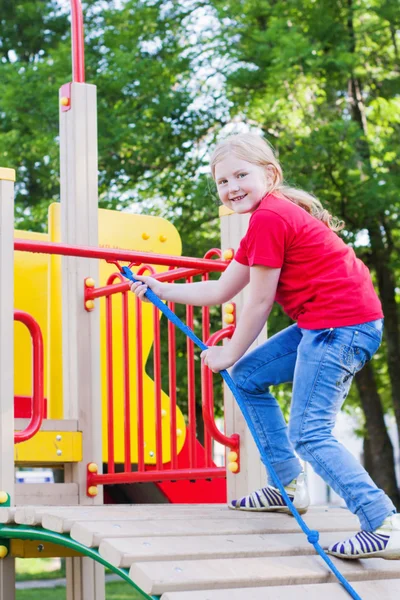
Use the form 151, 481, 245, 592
241, 210, 290, 268
234, 236, 249, 266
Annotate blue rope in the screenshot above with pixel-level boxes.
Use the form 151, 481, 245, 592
122, 266, 362, 600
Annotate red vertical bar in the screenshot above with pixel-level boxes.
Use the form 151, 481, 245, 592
168, 301, 178, 469
202, 273, 212, 467
70, 1, 85, 82
136, 298, 145, 472
186, 277, 196, 468
122, 291, 131, 471
106, 295, 115, 474
153, 305, 163, 470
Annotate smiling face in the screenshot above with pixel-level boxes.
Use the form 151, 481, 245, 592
215, 154, 270, 214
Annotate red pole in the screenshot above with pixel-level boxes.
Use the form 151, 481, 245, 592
202, 273, 212, 467
135, 298, 145, 472
168, 301, 178, 469
122, 290, 132, 471
186, 277, 196, 468
153, 306, 163, 470
105, 294, 115, 473
14, 239, 228, 273
70, 1, 85, 82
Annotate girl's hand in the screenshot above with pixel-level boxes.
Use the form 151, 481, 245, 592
129, 275, 163, 303
200, 345, 236, 373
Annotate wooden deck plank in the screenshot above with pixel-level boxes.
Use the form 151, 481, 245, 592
9, 504, 349, 528
10, 504, 349, 523
70, 512, 359, 547
129, 555, 400, 594
161, 579, 400, 600
0, 507, 16, 524
99, 531, 353, 566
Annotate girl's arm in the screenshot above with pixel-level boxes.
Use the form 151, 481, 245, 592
130, 259, 250, 307
201, 265, 281, 372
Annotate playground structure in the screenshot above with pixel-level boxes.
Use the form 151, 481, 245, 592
1, 2, 400, 599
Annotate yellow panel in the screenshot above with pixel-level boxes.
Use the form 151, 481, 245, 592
11, 539, 81, 558
0, 167, 16, 181
14, 431, 82, 464
48, 204, 186, 464
219, 205, 234, 217
14, 230, 49, 399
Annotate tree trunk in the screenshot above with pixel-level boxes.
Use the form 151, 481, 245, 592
355, 363, 400, 510
368, 228, 400, 447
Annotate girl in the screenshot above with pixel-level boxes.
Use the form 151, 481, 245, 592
130, 133, 400, 560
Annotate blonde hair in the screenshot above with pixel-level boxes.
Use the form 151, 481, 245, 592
210, 133, 344, 232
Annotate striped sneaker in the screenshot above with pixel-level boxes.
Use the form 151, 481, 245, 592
228, 472, 309, 514
327, 513, 400, 559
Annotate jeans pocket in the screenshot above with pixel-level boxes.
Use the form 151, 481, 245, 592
359, 319, 384, 341
351, 327, 382, 374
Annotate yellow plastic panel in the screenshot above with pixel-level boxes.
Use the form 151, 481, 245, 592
14, 230, 49, 400
14, 431, 82, 464
11, 539, 81, 558
48, 204, 186, 464
0, 168, 16, 181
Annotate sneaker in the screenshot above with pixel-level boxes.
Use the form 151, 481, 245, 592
228, 472, 310, 514
327, 513, 400, 559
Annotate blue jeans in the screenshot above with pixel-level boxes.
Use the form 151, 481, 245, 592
231, 319, 396, 531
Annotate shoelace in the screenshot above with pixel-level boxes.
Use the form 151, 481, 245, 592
122, 266, 362, 600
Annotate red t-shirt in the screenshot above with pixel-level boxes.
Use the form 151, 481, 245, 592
234, 194, 383, 329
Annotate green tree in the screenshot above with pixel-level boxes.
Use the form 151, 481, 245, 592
208, 0, 400, 505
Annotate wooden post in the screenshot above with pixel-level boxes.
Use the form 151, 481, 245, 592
0, 168, 16, 600
220, 206, 267, 503
59, 83, 105, 600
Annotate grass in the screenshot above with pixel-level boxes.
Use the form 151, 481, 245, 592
16, 559, 148, 599
17, 582, 147, 599
15, 558, 65, 581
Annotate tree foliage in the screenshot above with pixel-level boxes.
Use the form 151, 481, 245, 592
1, 0, 399, 498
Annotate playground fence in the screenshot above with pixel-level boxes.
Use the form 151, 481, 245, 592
14, 239, 238, 489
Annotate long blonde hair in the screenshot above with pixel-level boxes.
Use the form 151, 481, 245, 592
210, 133, 344, 232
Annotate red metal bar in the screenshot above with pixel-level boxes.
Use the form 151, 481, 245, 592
86, 267, 209, 301
14, 311, 45, 444
105, 294, 115, 473
168, 301, 178, 469
201, 273, 212, 467
186, 277, 196, 468
201, 326, 239, 451
88, 467, 225, 486
70, 1, 85, 82
14, 239, 228, 273
153, 305, 163, 470
135, 298, 145, 472
134, 264, 157, 472
203, 248, 222, 260
122, 289, 132, 471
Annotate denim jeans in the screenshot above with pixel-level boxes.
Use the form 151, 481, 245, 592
231, 319, 396, 531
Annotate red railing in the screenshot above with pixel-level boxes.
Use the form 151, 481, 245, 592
86, 262, 239, 488
70, 1, 85, 83
13, 239, 239, 487
14, 311, 45, 443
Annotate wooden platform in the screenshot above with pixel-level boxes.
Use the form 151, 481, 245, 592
3, 504, 400, 599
